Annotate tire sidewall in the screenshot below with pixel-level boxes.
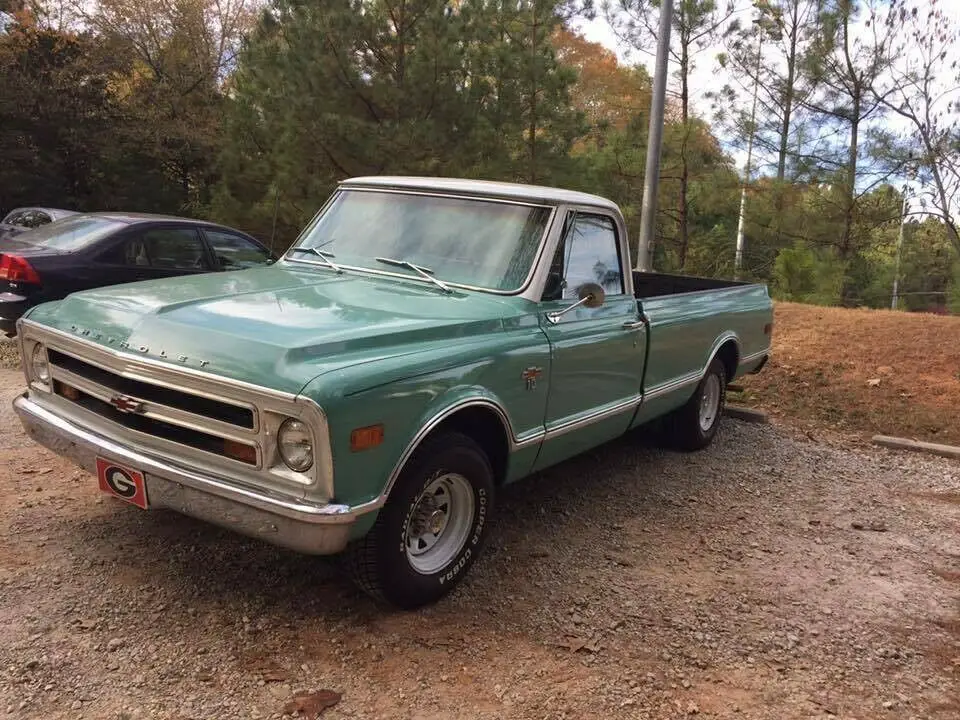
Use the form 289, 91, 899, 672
377, 438, 494, 608
695, 359, 727, 444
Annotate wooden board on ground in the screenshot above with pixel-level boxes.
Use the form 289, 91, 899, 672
871, 435, 960, 460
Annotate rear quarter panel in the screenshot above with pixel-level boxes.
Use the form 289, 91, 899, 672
632, 283, 772, 426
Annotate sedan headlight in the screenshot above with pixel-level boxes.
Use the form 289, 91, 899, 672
277, 418, 313, 472
30, 343, 50, 384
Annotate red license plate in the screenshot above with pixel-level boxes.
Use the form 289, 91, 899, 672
96, 458, 149, 509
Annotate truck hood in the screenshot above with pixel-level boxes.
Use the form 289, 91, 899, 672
25, 265, 529, 394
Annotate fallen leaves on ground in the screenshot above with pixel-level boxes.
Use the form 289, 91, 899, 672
253, 662, 288, 682
851, 520, 888, 532
736, 302, 960, 445
557, 636, 601, 653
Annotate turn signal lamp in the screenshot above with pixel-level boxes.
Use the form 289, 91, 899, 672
350, 424, 384, 452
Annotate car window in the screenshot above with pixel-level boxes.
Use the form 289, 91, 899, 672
2, 210, 27, 226
122, 227, 210, 270
205, 230, 272, 269
137, 227, 209, 270
290, 189, 552, 292
100, 236, 151, 266
543, 212, 624, 301
11, 215, 125, 251
20, 210, 52, 228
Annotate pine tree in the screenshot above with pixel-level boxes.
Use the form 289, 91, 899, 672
802, 0, 897, 304
212, 0, 586, 240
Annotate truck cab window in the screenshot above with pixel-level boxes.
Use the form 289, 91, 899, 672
543, 212, 623, 301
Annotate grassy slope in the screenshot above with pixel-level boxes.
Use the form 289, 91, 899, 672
735, 302, 960, 446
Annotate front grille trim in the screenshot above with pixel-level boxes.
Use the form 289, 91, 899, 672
57, 382, 260, 466
48, 348, 257, 431
50, 365, 260, 447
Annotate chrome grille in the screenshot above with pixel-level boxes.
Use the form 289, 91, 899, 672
55, 382, 249, 460
48, 349, 255, 429
44, 347, 260, 467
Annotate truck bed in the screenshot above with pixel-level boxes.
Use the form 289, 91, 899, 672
633, 271, 749, 299
627, 270, 772, 428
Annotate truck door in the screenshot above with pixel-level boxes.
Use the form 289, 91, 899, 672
533, 210, 647, 472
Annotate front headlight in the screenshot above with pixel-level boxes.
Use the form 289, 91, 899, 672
30, 343, 50, 384
277, 418, 314, 472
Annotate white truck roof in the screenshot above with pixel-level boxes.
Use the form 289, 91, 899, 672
340, 176, 621, 213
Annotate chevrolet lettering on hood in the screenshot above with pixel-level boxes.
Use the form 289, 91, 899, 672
68, 325, 209, 368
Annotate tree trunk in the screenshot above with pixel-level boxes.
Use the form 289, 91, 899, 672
776, 2, 799, 182
838, 93, 860, 305
677, 22, 690, 271
528, 2, 539, 184
838, 4, 861, 306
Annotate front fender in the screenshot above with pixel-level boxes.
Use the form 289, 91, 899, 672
297, 334, 550, 512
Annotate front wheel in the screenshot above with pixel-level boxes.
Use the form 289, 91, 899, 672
343, 431, 495, 609
667, 357, 727, 452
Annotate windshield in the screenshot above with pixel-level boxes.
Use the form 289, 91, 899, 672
285, 189, 553, 292
13, 215, 124, 251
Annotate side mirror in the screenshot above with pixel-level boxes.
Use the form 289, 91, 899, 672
546, 282, 605, 324
578, 282, 606, 308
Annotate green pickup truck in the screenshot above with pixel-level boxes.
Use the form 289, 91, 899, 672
13, 177, 772, 608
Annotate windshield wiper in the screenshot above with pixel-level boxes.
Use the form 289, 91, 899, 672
375, 257, 452, 293
287, 246, 343, 273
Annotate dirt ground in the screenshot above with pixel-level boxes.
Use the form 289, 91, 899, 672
736, 303, 960, 447
1, 365, 958, 720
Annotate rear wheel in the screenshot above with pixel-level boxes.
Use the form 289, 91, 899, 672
667, 357, 727, 451
344, 431, 495, 609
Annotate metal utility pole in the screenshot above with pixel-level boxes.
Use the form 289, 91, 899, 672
734, 25, 763, 280
892, 189, 909, 310
635, 0, 674, 272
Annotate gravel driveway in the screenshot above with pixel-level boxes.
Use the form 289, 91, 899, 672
0, 367, 957, 720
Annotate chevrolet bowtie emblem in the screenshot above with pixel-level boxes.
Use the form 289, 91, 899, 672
109, 395, 145, 414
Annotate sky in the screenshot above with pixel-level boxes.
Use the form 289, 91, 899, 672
571, 0, 960, 193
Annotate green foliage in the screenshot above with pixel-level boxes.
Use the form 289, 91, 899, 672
210, 0, 586, 247
0, 22, 178, 212
949, 262, 960, 315
2, 0, 958, 315
771, 240, 842, 304
772, 241, 817, 300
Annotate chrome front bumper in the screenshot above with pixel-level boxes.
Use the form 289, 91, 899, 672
14, 393, 360, 555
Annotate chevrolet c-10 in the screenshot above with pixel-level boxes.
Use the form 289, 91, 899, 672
13, 177, 772, 608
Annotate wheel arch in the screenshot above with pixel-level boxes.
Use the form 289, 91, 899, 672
381, 397, 515, 504
705, 332, 741, 385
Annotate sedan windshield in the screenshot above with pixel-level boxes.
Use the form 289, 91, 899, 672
286, 190, 553, 292
13, 215, 124, 251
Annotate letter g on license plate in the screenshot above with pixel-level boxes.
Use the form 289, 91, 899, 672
96, 458, 149, 509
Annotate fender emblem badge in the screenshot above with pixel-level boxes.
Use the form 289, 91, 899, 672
521, 367, 543, 391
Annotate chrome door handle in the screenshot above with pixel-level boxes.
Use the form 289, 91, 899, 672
622, 320, 646, 330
